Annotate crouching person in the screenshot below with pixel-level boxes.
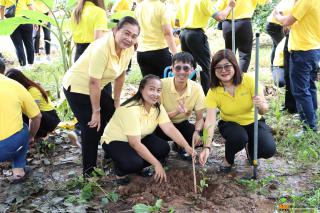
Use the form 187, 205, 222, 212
101, 75, 196, 185
0, 59, 41, 184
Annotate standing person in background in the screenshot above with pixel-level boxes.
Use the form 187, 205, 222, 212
71, 0, 108, 62
0, 0, 35, 67
176, 0, 235, 94
0, 58, 41, 184
274, 0, 320, 132
111, 0, 136, 13
5, 69, 60, 139
266, 0, 295, 69
134, 0, 177, 78
63, 17, 140, 176
216, 0, 271, 73
33, 0, 51, 62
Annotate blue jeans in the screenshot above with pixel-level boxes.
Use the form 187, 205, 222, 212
289, 49, 320, 130
0, 124, 29, 168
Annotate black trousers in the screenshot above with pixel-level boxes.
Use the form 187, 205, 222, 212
283, 35, 297, 113
266, 22, 284, 66
23, 110, 60, 138
155, 120, 195, 146
102, 134, 170, 176
180, 28, 211, 94
218, 119, 276, 165
74, 43, 90, 62
64, 87, 115, 175
10, 24, 34, 66
222, 19, 253, 73
33, 13, 51, 55
137, 47, 172, 78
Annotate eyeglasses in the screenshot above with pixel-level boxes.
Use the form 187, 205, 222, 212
214, 64, 233, 72
173, 65, 191, 71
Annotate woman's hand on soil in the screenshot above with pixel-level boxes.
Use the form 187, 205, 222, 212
154, 163, 166, 184
199, 149, 210, 166
88, 111, 101, 131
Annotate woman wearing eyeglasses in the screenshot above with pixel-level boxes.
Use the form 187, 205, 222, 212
198, 49, 276, 173
156, 52, 205, 161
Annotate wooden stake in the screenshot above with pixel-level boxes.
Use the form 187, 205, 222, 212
192, 140, 197, 193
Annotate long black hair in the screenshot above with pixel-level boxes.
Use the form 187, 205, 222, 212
5, 68, 49, 102
121, 74, 161, 116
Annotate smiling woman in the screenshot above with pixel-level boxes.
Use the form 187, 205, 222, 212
62, 16, 140, 176
101, 74, 196, 185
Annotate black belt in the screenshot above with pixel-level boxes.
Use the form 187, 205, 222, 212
182, 28, 204, 32
225, 18, 251, 22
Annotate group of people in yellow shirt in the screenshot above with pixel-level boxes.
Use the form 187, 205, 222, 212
1, 0, 319, 185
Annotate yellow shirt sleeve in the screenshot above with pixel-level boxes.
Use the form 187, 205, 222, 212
202, 0, 218, 17
94, 9, 108, 31
0, 0, 6, 6
28, 87, 42, 106
194, 84, 205, 111
290, 0, 310, 21
26, 0, 33, 6
88, 39, 109, 79
215, 0, 227, 12
19, 85, 40, 119
158, 105, 170, 124
160, 4, 171, 26
205, 89, 218, 109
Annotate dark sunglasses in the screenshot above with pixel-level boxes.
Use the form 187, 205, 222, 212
173, 65, 191, 71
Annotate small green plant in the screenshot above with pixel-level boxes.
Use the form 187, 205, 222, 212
132, 199, 163, 213
101, 191, 120, 206
36, 139, 56, 155
198, 169, 209, 193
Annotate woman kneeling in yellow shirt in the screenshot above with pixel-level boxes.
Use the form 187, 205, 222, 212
101, 75, 196, 184
199, 49, 276, 173
5, 69, 60, 139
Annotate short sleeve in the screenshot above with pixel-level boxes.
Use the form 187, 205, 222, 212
194, 84, 205, 111
205, 89, 218, 109
93, 9, 108, 31
290, 0, 310, 21
202, 0, 218, 17
19, 85, 40, 118
118, 106, 141, 136
0, 0, 6, 6
158, 105, 170, 124
215, 0, 227, 12
88, 39, 109, 79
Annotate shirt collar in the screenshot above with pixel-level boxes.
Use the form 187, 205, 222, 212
169, 77, 192, 97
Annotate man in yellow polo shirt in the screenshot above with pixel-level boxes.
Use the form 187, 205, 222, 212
156, 52, 205, 160
0, 58, 41, 183
274, 0, 320, 132
176, 0, 235, 94
216, 0, 271, 73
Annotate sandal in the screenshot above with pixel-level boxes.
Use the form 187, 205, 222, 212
10, 167, 32, 184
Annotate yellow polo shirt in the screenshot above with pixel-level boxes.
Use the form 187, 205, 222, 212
176, 0, 218, 29
101, 103, 170, 144
63, 31, 134, 95
205, 73, 261, 126
135, 0, 171, 51
0, 0, 33, 17
160, 77, 205, 123
288, 0, 320, 51
273, 38, 285, 67
216, 0, 268, 20
0, 75, 40, 141
267, 0, 294, 25
70, 1, 108, 44
28, 86, 54, 112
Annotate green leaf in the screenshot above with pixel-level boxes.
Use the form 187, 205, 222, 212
0, 17, 41, 35
66, 0, 77, 9
19, 10, 56, 26
93, 167, 105, 176
38, 0, 55, 9
154, 199, 162, 209
101, 197, 109, 206
132, 203, 153, 213
80, 184, 94, 201
107, 192, 119, 203
107, 10, 134, 29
